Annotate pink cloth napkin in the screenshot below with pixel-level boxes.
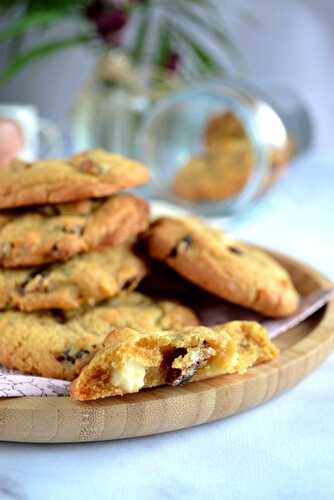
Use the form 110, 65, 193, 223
0, 366, 69, 397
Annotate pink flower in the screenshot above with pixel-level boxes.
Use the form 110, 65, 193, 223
167, 52, 181, 72
85, 1, 128, 43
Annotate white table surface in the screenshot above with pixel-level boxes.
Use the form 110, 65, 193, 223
0, 152, 333, 500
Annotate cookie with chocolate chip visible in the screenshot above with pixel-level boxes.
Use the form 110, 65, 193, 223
0, 245, 147, 311
0, 148, 149, 209
71, 321, 279, 400
0, 193, 149, 268
0, 292, 199, 380
144, 217, 299, 317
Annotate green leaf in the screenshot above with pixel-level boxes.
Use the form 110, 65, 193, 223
177, 31, 223, 76
0, 33, 94, 86
0, 0, 84, 14
128, 12, 149, 64
165, 2, 241, 61
155, 26, 172, 68
0, 0, 22, 13
0, 10, 70, 43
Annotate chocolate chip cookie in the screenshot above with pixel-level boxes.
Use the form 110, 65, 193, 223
171, 110, 255, 202
0, 149, 149, 209
144, 217, 300, 317
0, 245, 147, 311
71, 321, 278, 400
0, 292, 199, 380
171, 143, 254, 202
0, 193, 149, 268
204, 111, 247, 151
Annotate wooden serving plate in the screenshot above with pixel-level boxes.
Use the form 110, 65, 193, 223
0, 250, 333, 443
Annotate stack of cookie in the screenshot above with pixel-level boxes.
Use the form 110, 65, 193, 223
0, 150, 299, 401
0, 149, 199, 382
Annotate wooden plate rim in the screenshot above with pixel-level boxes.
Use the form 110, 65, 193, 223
0, 248, 333, 443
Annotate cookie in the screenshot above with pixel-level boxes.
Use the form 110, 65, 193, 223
0, 245, 147, 311
144, 217, 299, 317
0, 292, 199, 380
204, 111, 247, 151
172, 110, 255, 202
264, 136, 296, 190
0, 193, 149, 268
0, 149, 149, 209
171, 143, 254, 202
204, 111, 296, 197
71, 321, 278, 400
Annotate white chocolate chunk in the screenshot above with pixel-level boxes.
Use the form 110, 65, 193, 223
111, 359, 146, 393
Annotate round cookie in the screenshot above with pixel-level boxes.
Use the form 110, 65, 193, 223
172, 110, 255, 202
204, 111, 247, 151
0, 245, 147, 311
144, 217, 300, 317
0, 149, 149, 209
171, 143, 254, 202
0, 193, 149, 268
0, 292, 199, 380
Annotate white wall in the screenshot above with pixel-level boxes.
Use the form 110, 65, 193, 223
0, 0, 333, 152
225, 0, 334, 152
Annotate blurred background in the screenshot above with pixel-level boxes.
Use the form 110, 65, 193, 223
1, 0, 333, 151
0, 0, 333, 225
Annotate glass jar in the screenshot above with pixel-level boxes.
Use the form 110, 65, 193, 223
136, 80, 312, 220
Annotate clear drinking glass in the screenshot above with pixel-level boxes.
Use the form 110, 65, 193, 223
72, 53, 182, 159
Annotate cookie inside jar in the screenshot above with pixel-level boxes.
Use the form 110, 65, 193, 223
171, 111, 255, 203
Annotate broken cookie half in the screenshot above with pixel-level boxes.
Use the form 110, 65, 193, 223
71, 321, 279, 401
